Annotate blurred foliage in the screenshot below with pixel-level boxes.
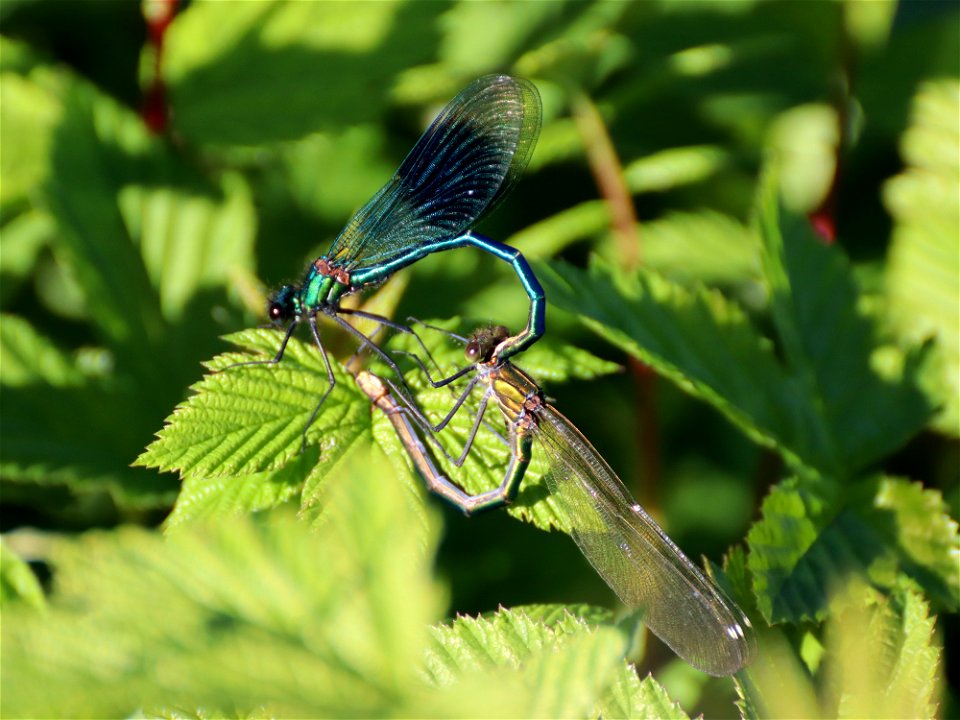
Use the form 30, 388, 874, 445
1, 0, 957, 717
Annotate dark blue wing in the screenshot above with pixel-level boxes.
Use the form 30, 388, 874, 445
325, 75, 541, 271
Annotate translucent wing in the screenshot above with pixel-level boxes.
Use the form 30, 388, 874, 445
326, 75, 541, 271
533, 405, 756, 676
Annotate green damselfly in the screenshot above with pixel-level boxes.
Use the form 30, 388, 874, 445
236, 76, 544, 431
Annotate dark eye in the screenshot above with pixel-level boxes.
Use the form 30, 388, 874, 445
269, 303, 284, 322
465, 342, 479, 361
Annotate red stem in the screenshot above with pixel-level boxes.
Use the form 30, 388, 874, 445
571, 91, 661, 510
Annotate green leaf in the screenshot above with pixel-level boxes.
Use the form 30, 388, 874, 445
539, 259, 813, 466
0, 313, 83, 387
598, 671, 691, 720
883, 79, 960, 436
541, 177, 933, 478
757, 166, 933, 474
824, 582, 941, 719
162, 453, 313, 530
622, 144, 730, 194
117, 172, 256, 322
637, 210, 759, 286
164, 0, 439, 146
1, 453, 442, 718
747, 474, 959, 624
511, 199, 611, 260
0, 315, 176, 507
360, 317, 618, 530
369, 373, 572, 532
0, 539, 45, 610
0, 209, 55, 304
424, 606, 632, 718
137, 329, 369, 480
0, 67, 61, 209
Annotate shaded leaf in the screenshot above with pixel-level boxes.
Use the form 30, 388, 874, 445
539, 259, 813, 465
165, 0, 439, 146
117, 172, 256, 322
0, 315, 176, 507
757, 166, 933, 474
0, 66, 61, 208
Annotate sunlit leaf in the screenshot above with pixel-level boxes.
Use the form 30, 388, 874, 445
165, 0, 439, 146
0, 539, 45, 610
1, 458, 441, 718
884, 79, 960, 437
136, 329, 368, 479
748, 474, 959, 624
824, 582, 941, 719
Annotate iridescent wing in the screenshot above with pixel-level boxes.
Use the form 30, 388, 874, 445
534, 405, 756, 676
325, 75, 541, 271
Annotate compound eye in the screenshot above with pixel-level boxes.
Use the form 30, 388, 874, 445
269, 303, 285, 322
465, 341, 480, 361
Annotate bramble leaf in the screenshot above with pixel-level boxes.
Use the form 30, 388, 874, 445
2, 453, 442, 718
747, 474, 959, 624
884, 79, 960, 436
137, 329, 369, 479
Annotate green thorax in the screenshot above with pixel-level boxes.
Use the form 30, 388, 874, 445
298, 260, 348, 312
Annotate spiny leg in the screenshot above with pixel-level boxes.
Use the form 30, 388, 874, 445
218, 319, 299, 372
339, 307, 448, 384
299, 316, 337, 452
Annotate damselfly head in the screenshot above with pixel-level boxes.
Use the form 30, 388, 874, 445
268, 284, 298, 324
465, 325, 510, 363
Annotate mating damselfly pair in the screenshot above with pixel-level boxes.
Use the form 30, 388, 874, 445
225, 75, 755, 676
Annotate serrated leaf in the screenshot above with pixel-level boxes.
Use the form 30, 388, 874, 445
1, 454, 442, 718
884, 79, 960, 436
0, 539, 45, 610
865, 478, 960, 611
539, 259, 815, 466
361, 318, 617, 531
369, 374, 571, 532
424, 606, 631, 718
541, 184, 932, 478
824, 582, 941, 719
757, 167, 933, 474
598, 671, 690, 720
734, 626, 821, 720
516, 602, 616, 628
380, 316, 620, 386
163, 451, 314, 530
137, 329, 369, 480
747, 474, 959, 624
